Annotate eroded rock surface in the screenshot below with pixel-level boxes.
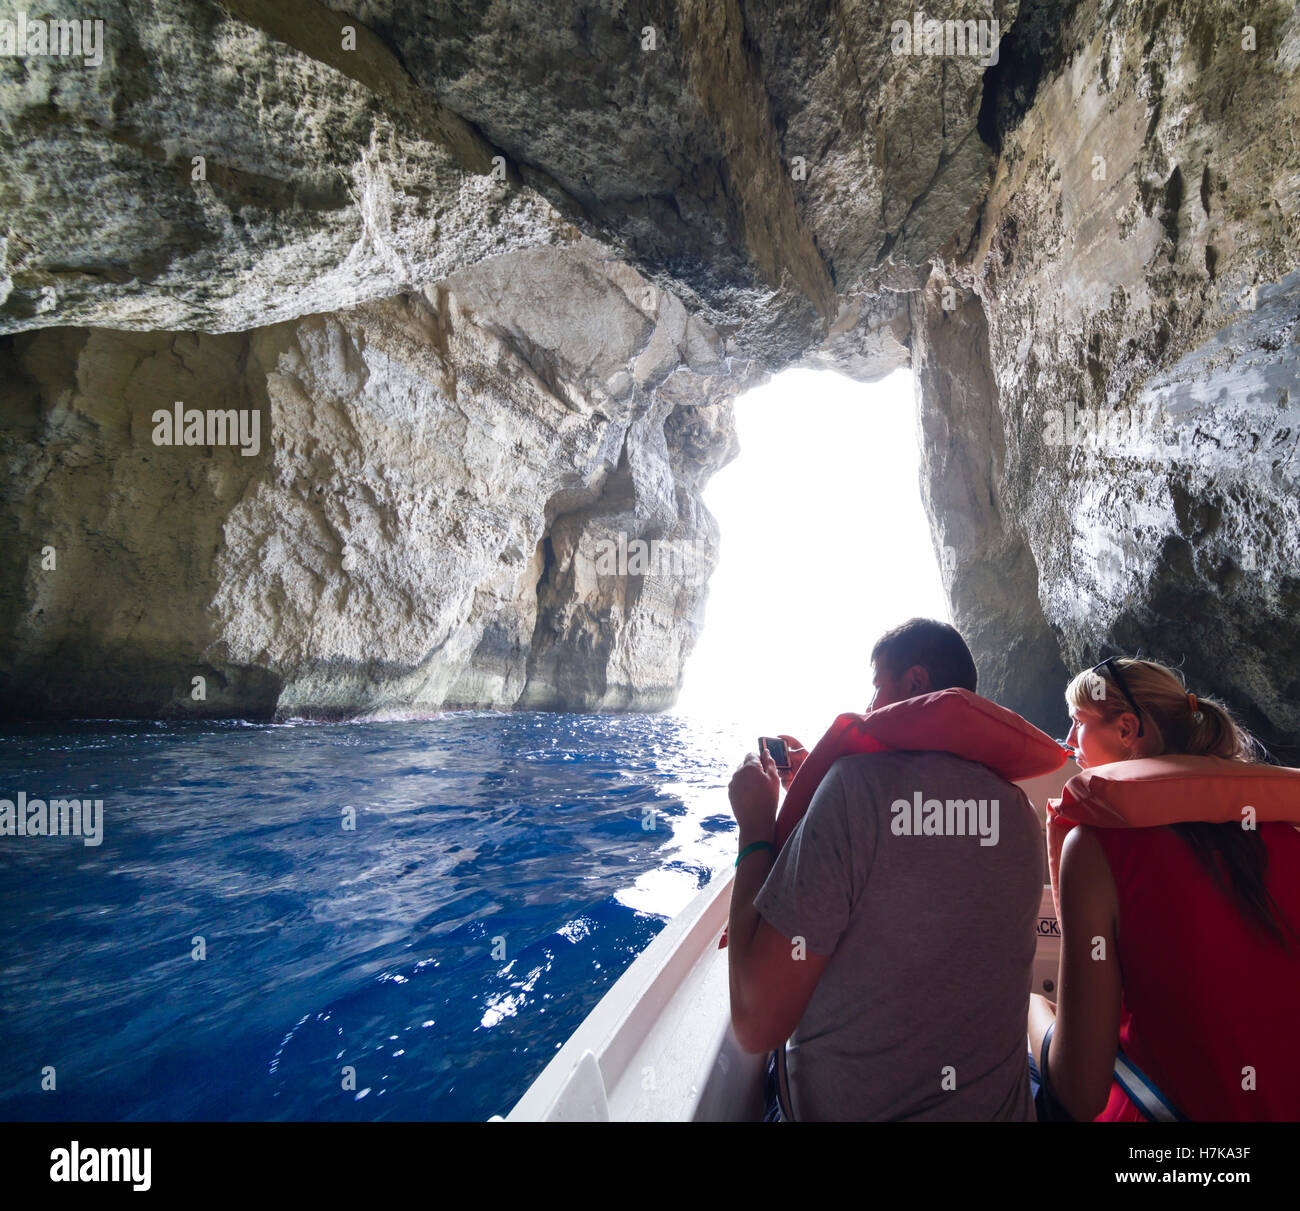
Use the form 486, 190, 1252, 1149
949, 0, 1300, 744
0, 240, 757, 717
1, 0, 1011, 366
2, 1, 1300, 741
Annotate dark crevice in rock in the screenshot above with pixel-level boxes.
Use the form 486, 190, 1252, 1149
1161, 165, 1185, 248
976, 0, 1085, 154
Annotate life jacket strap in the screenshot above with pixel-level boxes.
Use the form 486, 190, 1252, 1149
1113, 1048, 1187, 1122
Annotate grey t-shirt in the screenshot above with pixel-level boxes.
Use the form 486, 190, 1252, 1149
753, 750, 1045, 1121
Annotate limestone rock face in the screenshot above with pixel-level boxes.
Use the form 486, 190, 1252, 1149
3, 0, 1300, 742
0, 0, 571, 335
910, 269, 1071, 730
0, 241, 757, 717
0, 0, 1010, 368
948, 0, 1300, 745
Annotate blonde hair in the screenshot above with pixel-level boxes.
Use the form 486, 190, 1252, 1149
1065, 658, 1260, 762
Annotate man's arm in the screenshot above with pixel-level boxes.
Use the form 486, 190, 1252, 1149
726, 749, 835, 1054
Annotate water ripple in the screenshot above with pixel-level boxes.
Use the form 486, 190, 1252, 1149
0, 711, 748, 1120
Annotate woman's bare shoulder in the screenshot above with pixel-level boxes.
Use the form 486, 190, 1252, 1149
1060, 826, 1118, 913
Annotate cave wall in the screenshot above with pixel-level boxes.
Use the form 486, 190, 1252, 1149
0, 240, 756, 717
2, 0, 1300, 739
950, 0, 1300, 746
0, 0, 568, 333
1, 0, 1011, 360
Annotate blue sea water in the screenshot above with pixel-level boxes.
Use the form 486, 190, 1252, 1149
0, 711, 752, 1121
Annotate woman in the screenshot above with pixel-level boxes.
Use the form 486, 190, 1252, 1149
1028, 658, 1300, 1121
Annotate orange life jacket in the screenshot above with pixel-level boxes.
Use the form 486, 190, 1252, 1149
721, 689, 1066, 948
773, 687, 1067, 851
1046, 755, 1300, 918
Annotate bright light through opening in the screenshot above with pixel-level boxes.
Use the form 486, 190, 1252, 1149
675, 367, 950, 743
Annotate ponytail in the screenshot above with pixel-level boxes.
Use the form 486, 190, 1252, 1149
1173, 695, 1262, 763
1168, 821, 1300, 950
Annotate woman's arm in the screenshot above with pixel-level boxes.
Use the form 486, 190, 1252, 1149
1028, 825, 1123, 1120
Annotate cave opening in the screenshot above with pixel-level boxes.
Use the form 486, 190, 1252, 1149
675, 366, 948, 742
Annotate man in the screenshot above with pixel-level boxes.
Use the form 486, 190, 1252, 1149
726, 618, 1045, 1120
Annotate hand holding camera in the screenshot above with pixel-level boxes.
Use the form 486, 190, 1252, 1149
760, 735, 808, 790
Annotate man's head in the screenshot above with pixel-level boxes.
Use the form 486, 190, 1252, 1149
868, 618, 977, 710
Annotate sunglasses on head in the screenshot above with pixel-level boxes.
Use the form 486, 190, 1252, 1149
1090, 656, 1145, 737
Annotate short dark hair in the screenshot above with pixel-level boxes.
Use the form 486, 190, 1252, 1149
871, 618, 977, 693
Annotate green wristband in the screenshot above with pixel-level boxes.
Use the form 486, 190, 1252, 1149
735, 840, 775, 867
